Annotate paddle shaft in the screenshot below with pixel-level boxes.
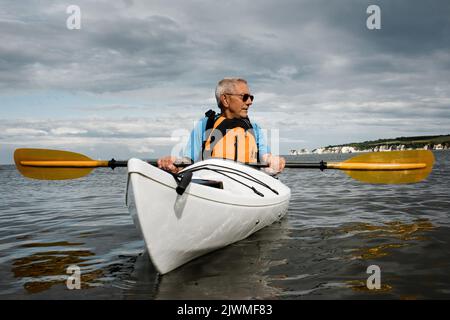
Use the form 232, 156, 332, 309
19, 159, 257, 169
19, 159, 191, 169
19, 159, 426, 171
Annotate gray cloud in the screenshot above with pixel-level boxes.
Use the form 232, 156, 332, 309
0, 116, 199, 163
2, 0, 450, 92
1, 0, 449, 163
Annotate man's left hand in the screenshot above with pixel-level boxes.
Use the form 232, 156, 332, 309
262, 154, 286, 174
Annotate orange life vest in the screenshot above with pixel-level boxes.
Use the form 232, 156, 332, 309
202, 112, 259, 164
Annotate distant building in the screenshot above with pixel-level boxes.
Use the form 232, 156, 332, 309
289, 148, 310, 155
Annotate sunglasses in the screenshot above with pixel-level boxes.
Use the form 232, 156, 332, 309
224, 93, 254, 102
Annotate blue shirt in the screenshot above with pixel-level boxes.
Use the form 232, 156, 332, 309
182, 115, 271, 162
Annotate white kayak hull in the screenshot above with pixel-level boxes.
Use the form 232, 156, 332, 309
126, 158, 291, 274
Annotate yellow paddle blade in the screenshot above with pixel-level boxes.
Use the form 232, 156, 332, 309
330, 150, 435, 184
14, 148, 97, 180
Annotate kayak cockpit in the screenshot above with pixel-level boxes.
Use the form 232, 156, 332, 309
192, 179, 223, 189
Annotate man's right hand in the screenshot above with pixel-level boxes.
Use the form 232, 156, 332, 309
157, 156, 179, 173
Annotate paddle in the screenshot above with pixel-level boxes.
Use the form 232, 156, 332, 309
284, 150, 434, 184
14, 148, 434, 184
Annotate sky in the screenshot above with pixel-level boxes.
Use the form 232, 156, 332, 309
1, 0, 450, 164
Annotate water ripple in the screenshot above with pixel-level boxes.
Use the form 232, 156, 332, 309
0, 152, 449, 299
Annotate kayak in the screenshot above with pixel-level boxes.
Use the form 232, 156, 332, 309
126, 158, 291, 274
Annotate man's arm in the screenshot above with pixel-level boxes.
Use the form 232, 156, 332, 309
254, 122, 285, 174
157, 118, 205, 173
182, 118, 205, 163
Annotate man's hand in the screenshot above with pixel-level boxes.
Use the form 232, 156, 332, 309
157, 156, 179, 173
261, 154, 286, 175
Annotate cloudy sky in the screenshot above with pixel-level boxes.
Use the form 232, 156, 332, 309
1, 0, 450, 164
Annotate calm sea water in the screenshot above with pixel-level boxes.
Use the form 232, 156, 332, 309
0, 151, 449, 299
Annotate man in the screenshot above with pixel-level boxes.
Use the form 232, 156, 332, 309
157, 78, 286, 174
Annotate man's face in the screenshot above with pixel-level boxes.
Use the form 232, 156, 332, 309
222, 82, 253, 119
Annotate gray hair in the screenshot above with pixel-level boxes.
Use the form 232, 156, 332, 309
215, 78, 248, 108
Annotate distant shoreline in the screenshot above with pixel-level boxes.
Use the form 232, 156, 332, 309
290, 134, 450, 155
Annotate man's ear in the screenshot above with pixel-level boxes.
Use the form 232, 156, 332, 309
220, 94, 229, 108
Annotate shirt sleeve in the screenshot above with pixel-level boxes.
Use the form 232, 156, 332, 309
182, 117, 207, 162
253, 122, 271, 158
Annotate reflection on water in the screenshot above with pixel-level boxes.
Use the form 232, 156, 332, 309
343, 219, 435, 260
342, 219, 436, 295
158, 220, 290, 299
122, 219, 291, 300
346, 280, 393, 293
351, 243, 407, 260
342, 219, 435, 241
11, 241, 103, 294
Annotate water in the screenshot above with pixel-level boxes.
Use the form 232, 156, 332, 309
0, 151, 449, 299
